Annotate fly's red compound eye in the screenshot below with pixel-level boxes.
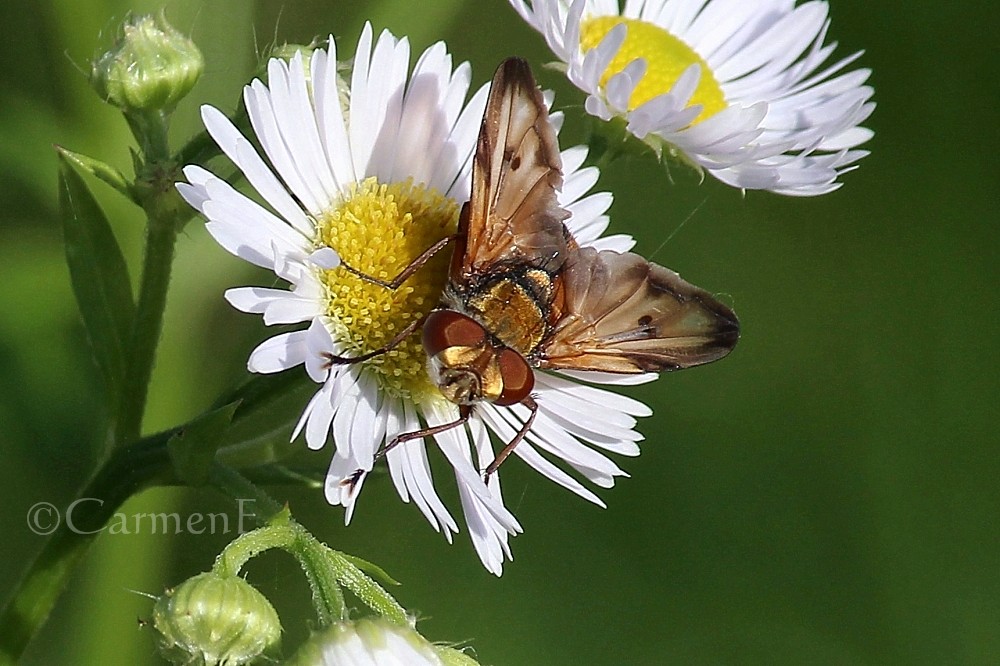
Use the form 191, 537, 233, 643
495, 347, 534, 406
423, 310, 487, 357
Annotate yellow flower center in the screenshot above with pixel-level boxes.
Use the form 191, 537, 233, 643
317, 177, 458, 400
579, 16, 726, 125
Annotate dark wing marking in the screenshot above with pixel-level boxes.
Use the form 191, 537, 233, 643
537, 247, 739, 372
457, 57, 570, 279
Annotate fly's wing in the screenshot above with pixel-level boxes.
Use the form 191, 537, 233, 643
455, 57, 570, 279
537, 247, 740, 373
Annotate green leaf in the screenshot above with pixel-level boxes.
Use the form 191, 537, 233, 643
168, 402, 240, 486
339, 554, 401, 587
241, 465, 324, 488
58, 152, 135, 403
328, 550, 407, 624
55, 146, 133, 201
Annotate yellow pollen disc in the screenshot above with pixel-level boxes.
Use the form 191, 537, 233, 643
580, 16, 726, 125
318, 177, 458, 400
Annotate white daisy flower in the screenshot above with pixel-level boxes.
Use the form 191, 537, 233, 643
509, 0, 875, 195
287, 618, 479, 666
177, 25, 650, 576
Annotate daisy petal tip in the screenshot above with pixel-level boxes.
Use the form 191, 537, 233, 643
308, 247, 341, 269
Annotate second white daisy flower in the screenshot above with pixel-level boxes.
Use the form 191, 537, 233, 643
509, 0, 875, 195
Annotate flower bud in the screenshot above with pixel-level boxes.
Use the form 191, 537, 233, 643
91, 12, 203, 112
152, 572, 281, 665
264, 41, 350, 112
268, 42, 318, 65
286, 618, 480, 666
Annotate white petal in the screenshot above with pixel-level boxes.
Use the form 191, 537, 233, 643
246, 330, 309, 373
307, 247, 341, 269
200, 105, 314, 235
311, 38, 357, 190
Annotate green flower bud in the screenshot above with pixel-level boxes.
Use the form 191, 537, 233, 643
152, 572, 281, 665
91, 12, 203, 112
268, 42, 318, 65
437, 645, 484, 666
286, 618, 481, 666
263, 40, 351, 114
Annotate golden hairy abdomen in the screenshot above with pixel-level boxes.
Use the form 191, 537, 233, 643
466, 270, 552, 355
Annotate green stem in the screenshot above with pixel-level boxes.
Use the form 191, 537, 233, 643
109, 104, 186, 448
113, 184, 181, 447
208, 465, 348, 625
125, 109, 171, 164
209, 466, 409, 627
0, 432, 176, 664
173, 128, 217, 169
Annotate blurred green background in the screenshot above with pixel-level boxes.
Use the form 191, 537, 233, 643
1, 0, 997, 663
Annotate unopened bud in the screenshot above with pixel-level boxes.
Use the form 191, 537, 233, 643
264, 40, 350, 112
91, 12, 203, 112
152, 572, 281, 665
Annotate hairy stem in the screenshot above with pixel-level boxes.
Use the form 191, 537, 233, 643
209, 465, 348, 626
113, 195, 180, 446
